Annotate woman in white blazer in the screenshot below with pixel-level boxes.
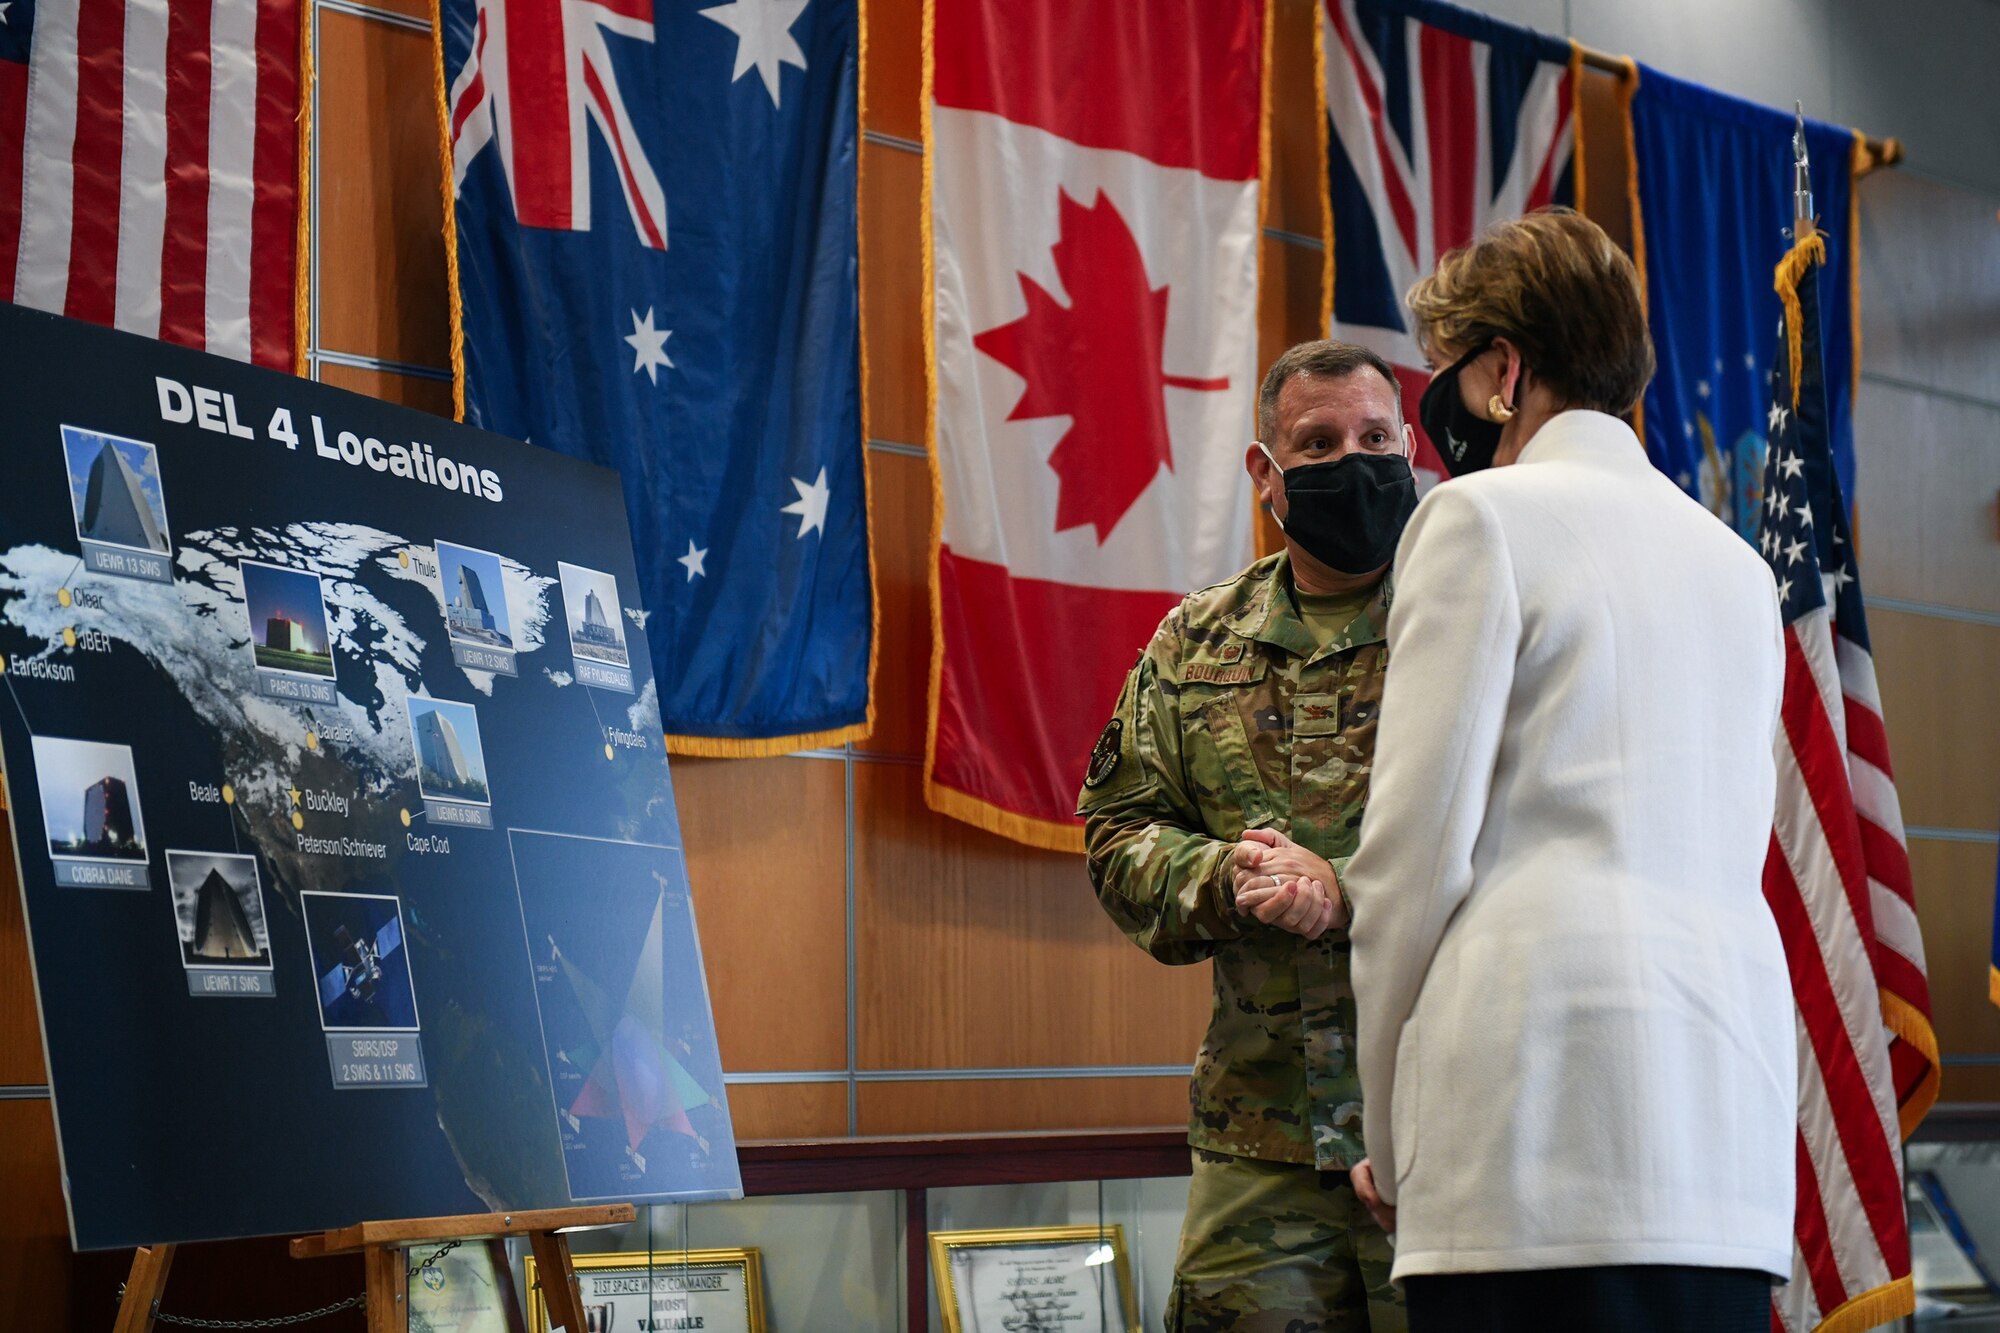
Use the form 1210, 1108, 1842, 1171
1341, 209, 1794, 1332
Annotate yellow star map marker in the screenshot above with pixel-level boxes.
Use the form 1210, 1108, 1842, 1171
288, 786, 302, 807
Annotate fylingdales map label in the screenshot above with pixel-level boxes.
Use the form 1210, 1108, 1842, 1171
0, 303, 741, 1250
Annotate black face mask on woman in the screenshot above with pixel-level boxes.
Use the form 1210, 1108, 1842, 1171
1418, 345, 1506, 477
1262, 446, 1417, 575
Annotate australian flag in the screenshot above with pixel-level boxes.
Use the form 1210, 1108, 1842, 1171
1632, 68, 1858, 541
440, 0, 871, 752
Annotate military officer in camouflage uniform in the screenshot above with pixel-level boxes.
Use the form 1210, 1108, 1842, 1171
1079, 342, 1421, 1332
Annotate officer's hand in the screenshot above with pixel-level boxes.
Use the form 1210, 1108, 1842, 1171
1352, 1159, 1396, 1233
1242, 828, 1340, 897
1234, 878, 1339, 940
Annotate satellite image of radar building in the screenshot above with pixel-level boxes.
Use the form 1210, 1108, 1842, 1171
31, 736, 152, 888
239, 559, 338, 705
167, 851, 276, 997
437, 541, 519, 675
406, 696, 495, 829
61, 425, 174, 582
558, 561, 633, 692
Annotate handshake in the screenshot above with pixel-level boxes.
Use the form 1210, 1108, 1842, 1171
1229, 826, 1349, 940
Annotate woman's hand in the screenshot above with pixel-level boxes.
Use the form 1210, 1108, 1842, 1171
1234, 877, 1341, 939
1351, 1159, 1397, 1233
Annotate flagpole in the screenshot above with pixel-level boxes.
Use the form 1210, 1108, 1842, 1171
1793, 102, 1815, 238
1571, 45, 1902, 175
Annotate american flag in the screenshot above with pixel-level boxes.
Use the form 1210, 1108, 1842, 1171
1322, 0, 1574, 487
1758, 228, 1937, 1332
0, 0, 301, 369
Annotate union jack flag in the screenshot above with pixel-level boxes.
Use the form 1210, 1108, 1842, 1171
1759, 229, 1935, 1332
447, 0, 668, 248
1322, 0, 1574, 485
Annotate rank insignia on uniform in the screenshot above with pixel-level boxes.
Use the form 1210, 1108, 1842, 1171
1084, 718, 1124, 788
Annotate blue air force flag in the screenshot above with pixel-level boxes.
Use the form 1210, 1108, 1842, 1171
439, 0, 871, 753
1631, 68, 1858, 540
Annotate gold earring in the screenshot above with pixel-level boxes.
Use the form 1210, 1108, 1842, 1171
1487, 394, 1517, 422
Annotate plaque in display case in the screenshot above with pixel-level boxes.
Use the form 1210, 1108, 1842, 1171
930, 1225, 1141, 1333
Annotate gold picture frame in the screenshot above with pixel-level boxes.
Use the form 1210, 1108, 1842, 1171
525, 1247, 768, 1333
930, 1225, 1141, 1333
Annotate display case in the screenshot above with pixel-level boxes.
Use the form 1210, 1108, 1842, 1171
1910, 1107, 2000, 1328
446, 1130, 1195, 1333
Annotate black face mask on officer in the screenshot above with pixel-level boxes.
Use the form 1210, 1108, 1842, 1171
1418, 344, 1506, 477
1260, 443, 1417, 576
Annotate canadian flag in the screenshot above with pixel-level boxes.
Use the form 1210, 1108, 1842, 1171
925, 1, 1266, 850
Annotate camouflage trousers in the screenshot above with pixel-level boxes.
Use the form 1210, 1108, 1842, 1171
1167, 1148, 1405, 1333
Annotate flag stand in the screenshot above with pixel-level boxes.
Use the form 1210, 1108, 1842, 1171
110, 1204, 634, 1333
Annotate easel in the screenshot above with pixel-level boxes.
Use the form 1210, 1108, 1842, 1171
112, 1204, 636, 1333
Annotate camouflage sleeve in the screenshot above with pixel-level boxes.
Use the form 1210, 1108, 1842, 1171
1078, 615, 1241, 964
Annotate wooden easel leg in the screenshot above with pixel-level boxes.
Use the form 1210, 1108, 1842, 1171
111, 1244, 177, 1333
528, 1229, 586, 1333
364, 1242, 410, 1333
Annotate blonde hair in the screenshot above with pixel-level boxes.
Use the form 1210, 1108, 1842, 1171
1406, 207, 1654, 416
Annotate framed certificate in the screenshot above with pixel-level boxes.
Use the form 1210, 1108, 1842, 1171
409, 1239, 525, 1333
930, 1225, 1141, 1333
525, 1248, 768, 1333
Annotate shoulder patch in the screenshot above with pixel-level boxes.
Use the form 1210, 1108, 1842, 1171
1183, 663, 1256, 685
1083, 718, 1124, 788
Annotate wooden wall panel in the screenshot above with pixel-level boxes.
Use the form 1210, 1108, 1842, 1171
676, 758, 849, 1073
0, 1099, 69, 1332
860, 142, 926, 449
1911, 837, 2000, 1061
1576, 65, 1635, 253
859, 1076, 1186, 1135
863, 0, 922, 142
1871, 611, 2000, 832
1268, 0, 1327, 242
856, 451, 931, 759
854, 762, 1211, 1073
1938, 1066, 2000, 1104
0, 830, 46, 1085
315, 11, 450, 367
315, 364, 455, 419
727, 1081, 851, 1141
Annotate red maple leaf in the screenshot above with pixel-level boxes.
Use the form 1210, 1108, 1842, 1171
973, 190, 1229, 543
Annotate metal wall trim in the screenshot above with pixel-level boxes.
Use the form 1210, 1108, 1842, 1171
317, 0, 434, 33
1870, 596, 2000, 630
1908, 825, 2000, 846
315, 348, 456, 381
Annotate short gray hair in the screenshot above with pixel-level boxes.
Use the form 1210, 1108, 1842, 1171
1256, 340, 1401, 442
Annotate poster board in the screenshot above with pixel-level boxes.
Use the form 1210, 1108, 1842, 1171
0, 303, 740, 1248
